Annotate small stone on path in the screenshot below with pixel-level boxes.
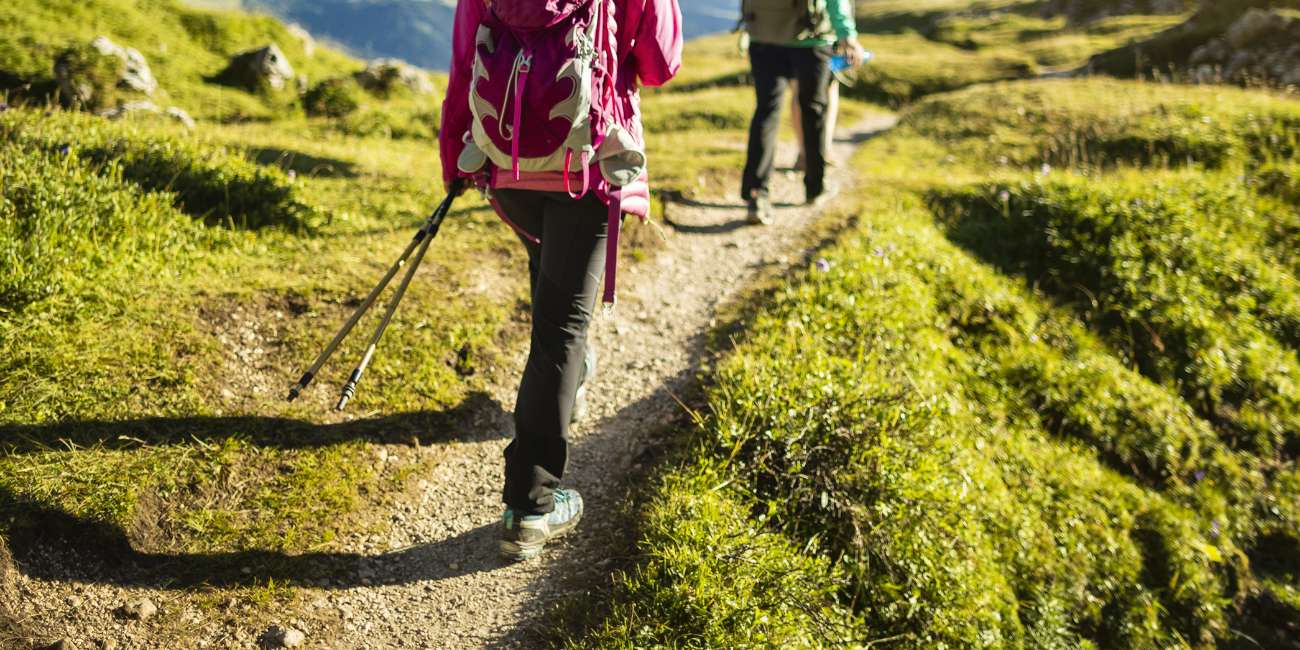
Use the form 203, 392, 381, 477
120, 597, 157, 621
261, 625, 306, 648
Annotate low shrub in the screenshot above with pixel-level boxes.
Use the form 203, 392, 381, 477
1, 107, 316, 229
0, 142, 202, 311
304, 77, 363, 118
1257, 161, 1300, 204
335, 104, 437, 140
51, 42, 128, 111
930, 172, 1300, 456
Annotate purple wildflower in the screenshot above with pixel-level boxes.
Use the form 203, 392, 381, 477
1039, 163, 1052, 177
815, 258, 832, 272
1193, 470, 1206, 483
0, 102, 8, 113
1210, 520, 1220, 539
58, 144, 70, 156
287, 170, 297, 181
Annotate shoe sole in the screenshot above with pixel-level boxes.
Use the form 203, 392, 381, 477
499, 512, 582, 562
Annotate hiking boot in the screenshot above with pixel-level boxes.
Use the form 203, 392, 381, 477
806, 181, 837, 208
747, 194, 773, 225
500, 488, 584, 561
571, 343, 597, 425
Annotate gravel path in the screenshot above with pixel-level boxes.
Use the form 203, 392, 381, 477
2, 114, 894, 650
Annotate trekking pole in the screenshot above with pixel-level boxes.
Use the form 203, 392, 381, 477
286, 187, 462, 403
333, 187, 460, 411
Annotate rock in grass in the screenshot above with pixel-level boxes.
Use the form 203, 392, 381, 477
1189, 12, 1300, 85
119, 597, 157, 621
260, 625, 306, 648
54, 36, 157, 109
215, 43, 295, 92
97, 102, 194, 129
97, 100, 160, 120
354, 58, 435, 97
165, 107, 196, 129
89, 36, 157, 95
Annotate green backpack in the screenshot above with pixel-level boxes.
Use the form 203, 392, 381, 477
741, 0, 831, 45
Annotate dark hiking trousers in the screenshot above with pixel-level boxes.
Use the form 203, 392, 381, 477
741, 42, 833, 202
493, 188, 607, 516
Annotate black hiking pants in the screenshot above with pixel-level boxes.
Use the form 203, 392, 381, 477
493, 188, 607, 516
741, 42, 833, 202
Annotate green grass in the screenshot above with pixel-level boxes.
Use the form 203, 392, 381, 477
842, 32, 1037, 106
1, 109, 316, 230
0, 133, 209, 312
572, 77, 1300, 648
931, 172, 1300, 457
899, 78, 1300, 169
0, 0, 505, 589
0, 14, 847, 626
831, 0, 1191, 107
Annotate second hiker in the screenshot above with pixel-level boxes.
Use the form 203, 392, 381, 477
740, 0, 864, 224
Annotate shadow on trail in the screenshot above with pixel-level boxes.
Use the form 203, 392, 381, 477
0, 392, 510, 454
0, 393, 515, 589
664, 196, 804, 235
5, 487, 506, 589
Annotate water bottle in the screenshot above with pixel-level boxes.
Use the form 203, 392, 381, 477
830, 51, 873, 72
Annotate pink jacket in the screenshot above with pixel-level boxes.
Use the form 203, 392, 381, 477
439, 0, 683, 202
439, 0, 682, 304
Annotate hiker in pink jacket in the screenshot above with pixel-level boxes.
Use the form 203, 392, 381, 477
440, 0, 681, 560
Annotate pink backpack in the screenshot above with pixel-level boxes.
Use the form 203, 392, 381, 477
456, 0, 647, 305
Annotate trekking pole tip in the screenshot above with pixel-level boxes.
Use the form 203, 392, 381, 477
286, 372, 314, 403
335, 381, 357, 412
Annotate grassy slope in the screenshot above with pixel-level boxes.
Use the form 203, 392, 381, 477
0, 0, 512, 625
0, 3, 885, 637
573, 79, 1300, 648
838, 0, 1191, 106
0, 0, 441, 134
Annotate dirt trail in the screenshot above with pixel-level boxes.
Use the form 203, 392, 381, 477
2, 114, 894, 649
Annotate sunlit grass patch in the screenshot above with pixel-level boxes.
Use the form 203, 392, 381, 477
575, 77, 1300, 647
2, 108, 316, 230
899, 78, 1300, 169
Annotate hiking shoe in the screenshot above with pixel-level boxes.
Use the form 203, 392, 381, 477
500, 489, 584, 561
806, 181, 837, 208
571, 343, 597, 425
747, 195, 774, 225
